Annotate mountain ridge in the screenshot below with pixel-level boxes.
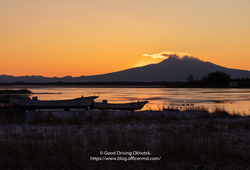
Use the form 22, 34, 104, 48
1, 56, 250, 83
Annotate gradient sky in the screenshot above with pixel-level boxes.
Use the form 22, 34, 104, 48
1, 0, 250, 77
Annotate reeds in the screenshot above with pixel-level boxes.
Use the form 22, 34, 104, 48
0, 109, 250, 169
213, 106, 241, 118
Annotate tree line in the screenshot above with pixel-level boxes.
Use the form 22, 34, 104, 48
186, 71, 250, 87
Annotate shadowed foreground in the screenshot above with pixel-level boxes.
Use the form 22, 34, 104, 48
0, 109, 250, 169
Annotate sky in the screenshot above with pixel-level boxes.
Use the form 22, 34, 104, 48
1, 0, 250, 77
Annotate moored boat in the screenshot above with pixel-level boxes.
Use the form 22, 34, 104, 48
9, 96, 99, 111
93, 100, 148, 110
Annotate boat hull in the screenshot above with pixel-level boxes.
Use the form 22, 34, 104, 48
10, 96, 98, 110
93, 101, 148, 110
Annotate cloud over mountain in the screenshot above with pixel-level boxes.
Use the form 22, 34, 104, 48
142, 51, 200, 60
134, 51, 202, 67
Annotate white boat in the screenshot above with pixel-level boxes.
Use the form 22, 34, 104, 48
9, 96, 98, 111
93, 100, 148, 110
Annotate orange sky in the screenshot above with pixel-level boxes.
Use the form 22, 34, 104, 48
1, 0, 250, 77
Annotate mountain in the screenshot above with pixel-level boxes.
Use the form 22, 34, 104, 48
81, 56, 250, 82
1, 56, 250, 82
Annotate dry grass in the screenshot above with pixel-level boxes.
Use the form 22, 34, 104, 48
213, 106, 241, 118
194, 105, 210, 113
0, 109, 250, 169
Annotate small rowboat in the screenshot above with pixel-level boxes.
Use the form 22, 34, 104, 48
10, 96, 98, 111
93, 100, 148, 110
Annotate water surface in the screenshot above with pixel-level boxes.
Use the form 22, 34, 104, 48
2, 86, 250, 115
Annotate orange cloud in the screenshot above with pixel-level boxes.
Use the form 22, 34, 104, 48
142, 51, 199, 60
134, 51, 204, 67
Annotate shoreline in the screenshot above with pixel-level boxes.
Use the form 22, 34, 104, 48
1, 82, 250, 88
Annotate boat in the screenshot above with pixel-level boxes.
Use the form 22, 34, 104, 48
9, 96, 99, 111
92, 100, 148, 110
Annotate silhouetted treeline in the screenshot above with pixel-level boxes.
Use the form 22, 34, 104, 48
187, 71, 231, 86
187, 71, 250, 87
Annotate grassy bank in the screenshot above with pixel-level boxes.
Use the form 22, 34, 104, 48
0, 109, 250, 169
0, 89, 32, 94
0, 89, 32, 104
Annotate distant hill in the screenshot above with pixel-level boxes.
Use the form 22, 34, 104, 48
0, 75, 86, 83
1, 56, 250, 83
76, 56, 250, 82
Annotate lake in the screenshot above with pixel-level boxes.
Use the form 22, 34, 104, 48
2, 85, 250, 115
